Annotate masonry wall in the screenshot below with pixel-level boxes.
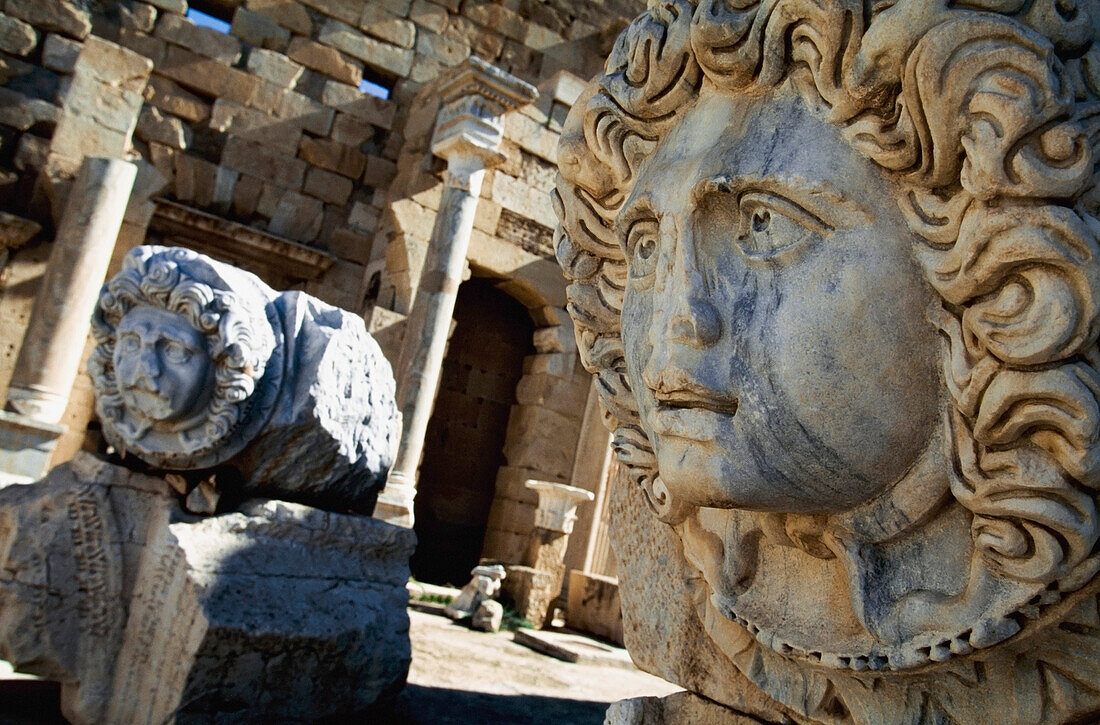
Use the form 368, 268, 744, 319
0, 0, 645, 571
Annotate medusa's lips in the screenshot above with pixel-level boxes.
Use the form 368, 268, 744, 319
655, 388, 739, 416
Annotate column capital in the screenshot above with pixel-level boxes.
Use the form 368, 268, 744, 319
431, 57, 537, 171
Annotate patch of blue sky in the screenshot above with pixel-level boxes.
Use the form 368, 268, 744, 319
185, 8, 231, 34
359, 78, 391, 100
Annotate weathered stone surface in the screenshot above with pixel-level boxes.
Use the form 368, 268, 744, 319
566, 570, 622, 645
158, 45, 257, 105
304, 165, 353, 205
4, 0, 90, 40
245, 47, 303, 88
265, 189, 323, 240
244, 0, 312, 36
0, 210, 41, 247
136, 105, 190, 149
275, 88, 334, 135
143, 74, 211, 123
0, 13, 38, 56
286, 35, 362, 86
210, 98, 301, 155
359, 5, 415, 49
605, 691, 766, 725
299, 0, 360, 25
321, 80, 395, 129
0, 453, 415, 724
155, 12, 242, 64
90, 246, 401, 513
445, 564, 505, 620
299, 136, 366, 179
555, 3, 1100, 723
221, 135, 306, 188
317, 18, 413, 77
119, 3, 157, 33
143, 0, 187, 15
41, 33, 80, 72
230, 7, 290, 51
45, 37, 151, 179
471, 600, 504, 633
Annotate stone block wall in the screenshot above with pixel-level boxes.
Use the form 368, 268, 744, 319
0, 0, 645, 571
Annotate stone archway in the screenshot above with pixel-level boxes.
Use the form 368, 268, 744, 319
410, 277, 534, 585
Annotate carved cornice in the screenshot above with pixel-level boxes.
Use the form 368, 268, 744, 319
150, 200, 335, 283
431, 58, 538, 170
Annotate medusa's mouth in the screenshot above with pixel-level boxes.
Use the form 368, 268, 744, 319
655, 388, 739, 416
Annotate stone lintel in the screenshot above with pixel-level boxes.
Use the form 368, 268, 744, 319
150, 199, 336, 282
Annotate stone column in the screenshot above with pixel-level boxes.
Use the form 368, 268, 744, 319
0, 158, 137, 485
375, 58, 536, 527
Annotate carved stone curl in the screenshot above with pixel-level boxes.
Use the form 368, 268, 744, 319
555, 1, 1100, 721
89, 246, 400, 513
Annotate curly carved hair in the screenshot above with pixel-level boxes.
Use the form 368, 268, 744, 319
554, 0, 1100, 589
88, 247, 268, 456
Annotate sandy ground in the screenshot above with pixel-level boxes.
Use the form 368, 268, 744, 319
0, 608, 680, 724
390, 609, 681, 724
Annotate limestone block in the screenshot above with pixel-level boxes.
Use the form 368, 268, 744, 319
230, 8, 290, 52
321, 80, 396, 129
41, 33, 81, 73
245, 47, 303, 88
363, 154, 397, 188
566, 571, 622, 645
415, 29, 469, 67
119, 3, 157, 33
266, 189, 323, 240
158, 46, 257, 105
299, 136, 367, 179
304, 166, 353, 205
156, 12, 241, 64
331, 112, 376, 145
210, 98, 301, 156
472, 600, 504, 632
0, 88, 57, 131
0, 211, 41, 247
500, 565, 555, 628
317, 18, 414, 77
299, 0, 361, 25
462, 3, 525, 43
348, 200, 381, 233
136, 106, 190, 150
142, 0, 187, 15
244, 0, 312, 36
359, 5, 415, 49
275, 89, 334, 135
525, 24, 564, 52
90, 246, 401, 514
144, 75, 210, 123
14, 132, 49, 171
221, 136, 306, 189
409, 0, 446, 34
286, 36, 362, 86
327, 227, 373, 264
0, 453, 415, 724
116, 28, 166, 65
0, 13, 37, 56
4, 0, 89, 40
491, 171, 559, 229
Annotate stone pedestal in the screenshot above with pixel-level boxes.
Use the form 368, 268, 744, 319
502, 479, 594, 627
375, 59, 536, 528
0, 454, 415, 724
0, 411, 65, 487
566, 570, 623, 645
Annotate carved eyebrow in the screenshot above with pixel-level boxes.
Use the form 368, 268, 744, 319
616, 194, 658, 245
689, 173, 873, 229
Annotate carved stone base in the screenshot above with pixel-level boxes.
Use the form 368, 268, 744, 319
501, 564, 556, 628
0, 411, 65, 486
0, 454, 415, 724
605, 691, 781, 725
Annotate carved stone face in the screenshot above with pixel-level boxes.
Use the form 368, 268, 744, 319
620, 86, 942, 513
114, 306, 214, 427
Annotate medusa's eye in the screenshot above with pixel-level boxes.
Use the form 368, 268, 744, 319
734, 191, 829, 262
626, 217, 660, 285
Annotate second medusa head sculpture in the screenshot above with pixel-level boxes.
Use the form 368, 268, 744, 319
555, 0, 1100, 721
88, 246, 399, 513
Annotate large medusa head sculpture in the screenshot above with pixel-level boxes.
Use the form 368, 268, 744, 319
555, 0, 1100, 719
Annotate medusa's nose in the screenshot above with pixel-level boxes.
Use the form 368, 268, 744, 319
657, 220, 721, 348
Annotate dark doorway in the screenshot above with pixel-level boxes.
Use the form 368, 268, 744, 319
411, 277, 534, 585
